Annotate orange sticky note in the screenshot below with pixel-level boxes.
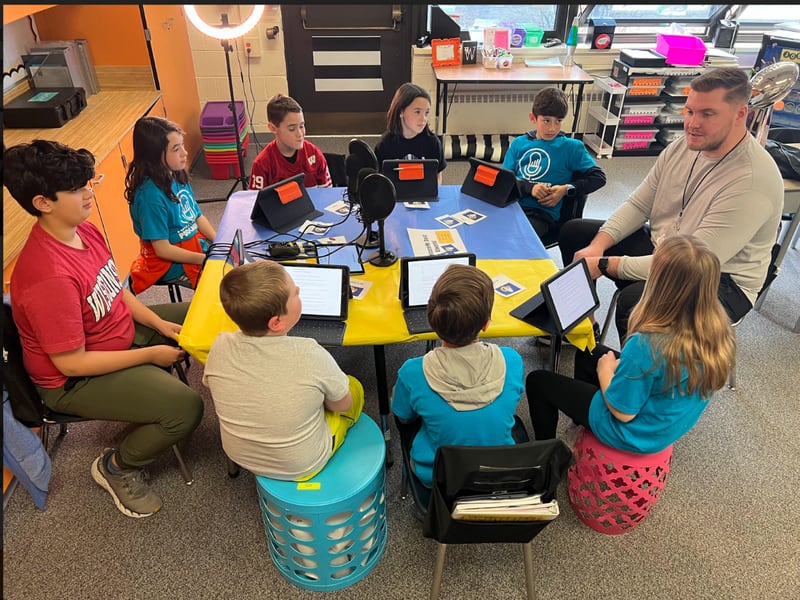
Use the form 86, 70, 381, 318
475, 164, 499, 186
398, 163, 425, 180
276, 181, 302, 204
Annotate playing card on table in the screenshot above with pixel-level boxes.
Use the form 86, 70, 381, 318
435, 214, 462, 228
403, 201, 430, 209
453, 209, 487, 225
350, 278, 373, 300
324, 200, 351, 216
492, 274, 526, 298
317, 235, 347, 245
299, 220, 333, 236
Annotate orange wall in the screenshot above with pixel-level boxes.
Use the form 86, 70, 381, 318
3, 5, 55, 25
34, 4, 149, 65
143, 5, 202, 163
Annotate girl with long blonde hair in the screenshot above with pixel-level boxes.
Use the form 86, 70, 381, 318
525, 234, 735, 453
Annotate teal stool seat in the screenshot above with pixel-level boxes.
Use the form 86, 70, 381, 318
255, 415, 387, 592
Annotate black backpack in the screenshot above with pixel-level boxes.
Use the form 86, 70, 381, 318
2, 299, 46, 428
764, 139, 800, 181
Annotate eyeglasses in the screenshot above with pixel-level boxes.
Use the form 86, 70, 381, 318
78, 174, 105, 194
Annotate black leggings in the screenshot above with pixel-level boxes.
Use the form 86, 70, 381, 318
525, 345, 618, 441
559, 219, 753, 341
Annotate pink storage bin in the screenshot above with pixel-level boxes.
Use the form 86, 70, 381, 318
568, 428, 673, 534
655, 34, 706, 66
622, 115, 656, 125
616, 140, 655, 151
618, 128, 659, 140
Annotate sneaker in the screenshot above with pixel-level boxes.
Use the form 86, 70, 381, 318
91, 448, 162, 518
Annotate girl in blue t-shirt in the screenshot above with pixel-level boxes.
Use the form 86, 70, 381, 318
525, 234, 736, 453
125, 116, 217, 294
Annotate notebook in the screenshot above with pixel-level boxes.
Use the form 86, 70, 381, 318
250, 173, 323, 233
460, 157, 520, 207
380, 159, 439, 201
283, 263, 351, 346
399, 253, 477, 334
509, 258, 599, 336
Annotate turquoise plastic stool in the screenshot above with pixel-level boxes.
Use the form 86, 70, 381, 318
255, 416, 387, 591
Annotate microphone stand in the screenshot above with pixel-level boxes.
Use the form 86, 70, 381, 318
369, 219, 397, 267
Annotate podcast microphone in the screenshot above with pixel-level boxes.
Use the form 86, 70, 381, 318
354, 167, 380, 249
359, 172, 397, 267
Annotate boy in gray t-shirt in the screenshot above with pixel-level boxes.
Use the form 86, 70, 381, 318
203, 260, 363, 480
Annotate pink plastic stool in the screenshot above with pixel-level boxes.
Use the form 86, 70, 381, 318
567, 428, 673, 535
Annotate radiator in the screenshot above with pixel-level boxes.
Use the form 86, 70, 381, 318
435, 88, 606, 135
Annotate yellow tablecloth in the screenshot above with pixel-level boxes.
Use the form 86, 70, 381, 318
178, 258, 596, 364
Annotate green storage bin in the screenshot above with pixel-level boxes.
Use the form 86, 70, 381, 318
522, 25, 544, 47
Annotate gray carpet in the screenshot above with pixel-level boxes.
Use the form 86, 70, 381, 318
3, 138, 799, 599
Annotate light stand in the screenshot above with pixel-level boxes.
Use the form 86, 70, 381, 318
184, 6, 264, 196
220, 15, 249, 198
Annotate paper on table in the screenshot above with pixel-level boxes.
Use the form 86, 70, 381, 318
525, 57, 563, 67
407, 228, 467, 256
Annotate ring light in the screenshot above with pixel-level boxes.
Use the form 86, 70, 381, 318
184, 5, 264, 39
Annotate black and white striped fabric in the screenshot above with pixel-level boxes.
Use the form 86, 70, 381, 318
311, 36, 383, 92
441, 133, 523, 163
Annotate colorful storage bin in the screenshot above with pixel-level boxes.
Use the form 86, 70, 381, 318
255, 416, 387, 591
568, 428, 673, 534
200, 100, 249, 180
655, 34, 707, 66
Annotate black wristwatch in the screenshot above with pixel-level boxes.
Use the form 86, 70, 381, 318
598, 257, 610, 277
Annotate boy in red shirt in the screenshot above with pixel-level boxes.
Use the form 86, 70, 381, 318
4, 140, 204, 519
248, 94, 332, 190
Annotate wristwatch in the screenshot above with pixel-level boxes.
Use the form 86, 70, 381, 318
598, 257, 610, 277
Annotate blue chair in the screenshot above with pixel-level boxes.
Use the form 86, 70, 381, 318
254, 415, 387, 592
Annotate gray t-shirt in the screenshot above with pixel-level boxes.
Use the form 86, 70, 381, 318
203, 332, 349, 480
600, 134, 783, 303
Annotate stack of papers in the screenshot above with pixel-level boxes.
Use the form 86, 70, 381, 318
451, 493, 560, 522
704, 48, 739, 67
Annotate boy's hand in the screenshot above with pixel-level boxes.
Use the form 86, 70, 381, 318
149, 344, 186, 368
532, 183, 566, 207
155, 319, 182, 341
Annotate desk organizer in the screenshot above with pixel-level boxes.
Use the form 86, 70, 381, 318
655, 34, 707, 66
255, 416, 387, 592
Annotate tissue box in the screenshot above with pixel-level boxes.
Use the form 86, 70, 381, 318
655, 34, 706, 66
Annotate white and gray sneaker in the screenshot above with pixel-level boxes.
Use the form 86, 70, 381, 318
91, 448, 162, 518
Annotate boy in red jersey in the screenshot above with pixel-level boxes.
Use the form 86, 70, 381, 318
248, 94, 332, 190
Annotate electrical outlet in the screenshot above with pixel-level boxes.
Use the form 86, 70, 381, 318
244, 36, 260, 58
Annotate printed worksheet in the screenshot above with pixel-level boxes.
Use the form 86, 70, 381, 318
407, 228, 467, 256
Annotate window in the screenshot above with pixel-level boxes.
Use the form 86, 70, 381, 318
429, 4, 569, 41
738, 5, 800, 24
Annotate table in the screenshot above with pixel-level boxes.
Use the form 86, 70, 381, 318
432, 63, 595, 140
179, 185, 595, 444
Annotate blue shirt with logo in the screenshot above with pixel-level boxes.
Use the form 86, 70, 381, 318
502, 132, 597, 220
129, 177, 204, 281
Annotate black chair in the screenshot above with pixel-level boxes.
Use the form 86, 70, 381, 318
2, 298, 194, 485
395, 414, 532, 521
422, 439, 573, 599
394, 415, 430, 517
323, 151, 348, 187
540, 192, 588, 248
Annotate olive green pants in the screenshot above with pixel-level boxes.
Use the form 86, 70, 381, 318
37, 303, 204, 469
